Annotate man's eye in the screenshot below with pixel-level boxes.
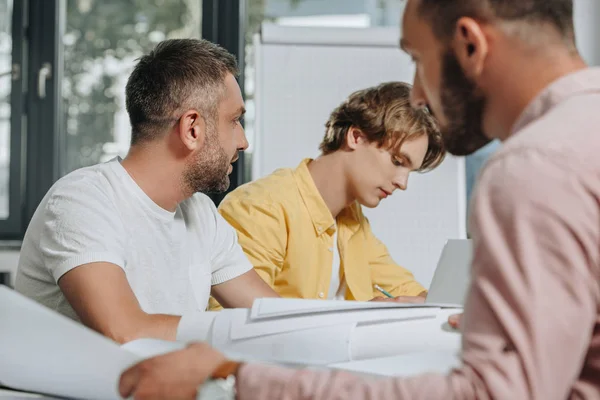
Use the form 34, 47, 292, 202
392, 158, 405, 167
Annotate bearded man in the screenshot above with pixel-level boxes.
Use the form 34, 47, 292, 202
15, 38, 278, 344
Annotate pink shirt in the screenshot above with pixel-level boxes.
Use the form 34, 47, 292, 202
237, 68, 600, 399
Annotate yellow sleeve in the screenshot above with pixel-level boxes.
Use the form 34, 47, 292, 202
364, 218, 427, 298
208, 198, 287, 311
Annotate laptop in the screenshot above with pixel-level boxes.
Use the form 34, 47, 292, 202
425, 239, 473, 306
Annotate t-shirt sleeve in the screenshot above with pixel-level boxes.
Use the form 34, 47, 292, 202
204, 197, 252, 285
39, 178, 127, 282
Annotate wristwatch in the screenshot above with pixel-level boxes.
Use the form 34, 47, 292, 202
197, 360, 242, 400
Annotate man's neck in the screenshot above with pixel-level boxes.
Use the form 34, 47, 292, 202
483, 47, 587, 141
307, 154, 354, 218
121, 145, 188, 212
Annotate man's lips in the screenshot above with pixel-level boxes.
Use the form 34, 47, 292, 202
379, 188, 392, 198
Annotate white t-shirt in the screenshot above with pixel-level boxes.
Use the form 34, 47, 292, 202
15, 158, 252, 322
327, 224, 346, 300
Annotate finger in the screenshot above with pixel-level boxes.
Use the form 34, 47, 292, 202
448, 313, 462, 329
392, 296, 424, 304
119, 365, 141, 398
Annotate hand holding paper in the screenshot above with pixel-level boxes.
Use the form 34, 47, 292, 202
119, 343, 224, 400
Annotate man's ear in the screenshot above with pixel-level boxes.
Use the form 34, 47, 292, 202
346, 126, 365, 150
178, 110, 206, 151
452, 17, 489, 80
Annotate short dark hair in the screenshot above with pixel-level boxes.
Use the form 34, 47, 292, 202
418, 0, 575, 45
125, 39, 238, 145
320, 82, 445, 172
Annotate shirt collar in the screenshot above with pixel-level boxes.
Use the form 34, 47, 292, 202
511, 67, 600, 135
292, 159, 336, 236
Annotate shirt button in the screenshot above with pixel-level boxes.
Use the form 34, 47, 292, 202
328, 247, 333, 252
318, 227, 323, 233
318, 292, 324, 298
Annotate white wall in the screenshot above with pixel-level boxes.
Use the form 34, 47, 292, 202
574, 0, 600, 66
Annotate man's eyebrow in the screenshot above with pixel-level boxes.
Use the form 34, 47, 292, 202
234, 106, 246, 117
399, 151, 415, 169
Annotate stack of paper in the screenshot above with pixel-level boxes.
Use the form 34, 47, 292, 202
1, 287, 464, 398
186, 298, 463, 366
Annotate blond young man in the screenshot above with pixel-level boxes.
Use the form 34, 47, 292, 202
209, 82, 445, 310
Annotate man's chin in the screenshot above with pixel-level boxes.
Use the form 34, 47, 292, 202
198, 178, 230, 195
358, 197, 380, 209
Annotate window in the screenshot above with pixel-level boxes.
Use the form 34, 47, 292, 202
62, 0, 203, 174
0, 0, 13, 219
0, 0, 25, 239
0, 0, 240, 240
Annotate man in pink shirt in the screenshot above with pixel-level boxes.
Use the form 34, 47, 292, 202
118, 0, 600, 398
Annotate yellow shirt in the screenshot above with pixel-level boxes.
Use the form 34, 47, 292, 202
209, 159, 425, 310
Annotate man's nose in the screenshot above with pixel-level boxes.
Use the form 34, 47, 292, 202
410, 72, 428, 110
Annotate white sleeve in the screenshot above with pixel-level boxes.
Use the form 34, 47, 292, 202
203, 197, 252, 285
39, 178, 127, 282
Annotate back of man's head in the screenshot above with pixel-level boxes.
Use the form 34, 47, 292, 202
125, 39, 238, 146
418, 0, 575, 48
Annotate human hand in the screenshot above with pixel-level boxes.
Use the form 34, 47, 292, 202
119, 342, 226, 400
448, 313, 462, 329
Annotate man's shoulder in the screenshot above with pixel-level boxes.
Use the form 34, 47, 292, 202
494, 94, 600, 176
30, 161, 124, 230
49, 160, 119, 199
476, 139, 596, 211
221, 168, 298, 207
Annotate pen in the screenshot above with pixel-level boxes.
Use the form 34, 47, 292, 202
374, 284, 394, 299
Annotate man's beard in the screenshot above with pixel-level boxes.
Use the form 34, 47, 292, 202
183, 129, 233, 194
439, 49, 492, 156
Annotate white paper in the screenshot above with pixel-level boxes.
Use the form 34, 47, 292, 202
330, 350, 461, 378
250, 298, 461, 320
0, 388, 57, 399
0, 286, 140, 400
208, 308, 460, 365
349, 308, 462, 360
211, 316, 355, 365
121, 338, 187, 359
176, 311, 218, 342
226, 307, 437, 340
